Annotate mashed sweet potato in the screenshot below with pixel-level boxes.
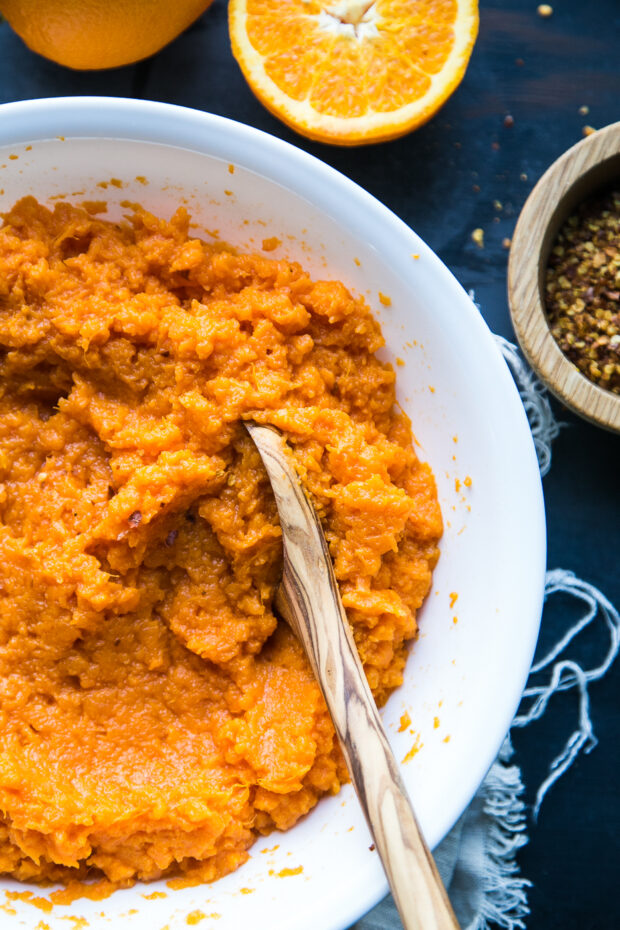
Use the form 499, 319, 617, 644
0, 197, 441, 888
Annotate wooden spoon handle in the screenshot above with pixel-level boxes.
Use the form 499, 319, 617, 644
246, 423, 459, 930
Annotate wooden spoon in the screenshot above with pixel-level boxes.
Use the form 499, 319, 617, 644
245, 421, 459, 930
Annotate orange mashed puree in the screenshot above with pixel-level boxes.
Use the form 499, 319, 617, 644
0, 198, 441, 889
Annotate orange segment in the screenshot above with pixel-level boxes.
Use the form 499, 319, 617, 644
309, 41, 369, 117
247, 0, 322, 12
246, 15, 317, 55
381, 0, 458, 25
247, 14, 337, 103
229, 0, 479, 145
371, 57, 431, 114
393, 21, 456, 74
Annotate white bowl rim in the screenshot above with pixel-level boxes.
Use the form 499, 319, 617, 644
0, 96, 546, 930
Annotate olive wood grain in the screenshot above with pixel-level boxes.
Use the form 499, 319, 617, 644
246, 421, 459, 930
508, 120, 620, 433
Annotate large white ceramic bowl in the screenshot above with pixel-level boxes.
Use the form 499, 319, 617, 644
0, 97, 545, 930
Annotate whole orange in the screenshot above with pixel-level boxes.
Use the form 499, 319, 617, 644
0, 0, 214, 70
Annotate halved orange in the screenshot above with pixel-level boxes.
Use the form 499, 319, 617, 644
229, 0, 479, 146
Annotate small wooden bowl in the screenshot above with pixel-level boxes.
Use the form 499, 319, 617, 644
508, 121, 620, 433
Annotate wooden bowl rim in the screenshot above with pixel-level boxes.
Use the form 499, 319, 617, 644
508, 121, 620, 433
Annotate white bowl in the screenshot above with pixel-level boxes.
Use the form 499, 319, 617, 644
0, 97, 545, 930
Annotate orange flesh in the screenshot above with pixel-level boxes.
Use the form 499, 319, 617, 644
0, 198, 441, 888
246, 1, 450, 113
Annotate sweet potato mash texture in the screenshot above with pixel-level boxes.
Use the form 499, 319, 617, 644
0, 198, 441, 888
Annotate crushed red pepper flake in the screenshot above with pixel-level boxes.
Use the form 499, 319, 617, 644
545, 188, 620, 394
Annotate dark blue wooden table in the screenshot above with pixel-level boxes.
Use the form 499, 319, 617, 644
1, 1, 618, 927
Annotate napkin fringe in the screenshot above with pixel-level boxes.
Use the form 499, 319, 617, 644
468, 740, 531, 930
513, 569, 620, 818
470, 568, 620, 928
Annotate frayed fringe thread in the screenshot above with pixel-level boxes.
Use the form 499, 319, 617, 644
466, 562, 620, 929
494, 335, 561, 477
513, 569, 620, 819
467, 739, 531, 930
467, 332, 618, 819
462, 563, 619, 929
